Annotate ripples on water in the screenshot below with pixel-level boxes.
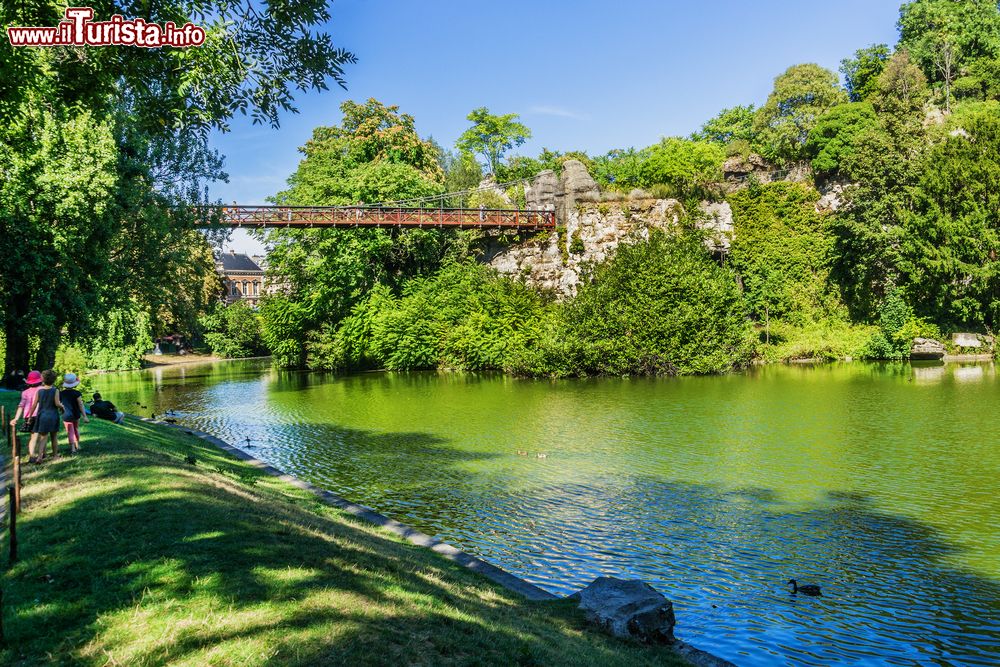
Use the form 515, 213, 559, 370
99, 360, 1000, 666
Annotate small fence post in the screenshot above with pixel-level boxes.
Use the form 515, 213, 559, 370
8, 485, 16, 564
9, 426, 19, 515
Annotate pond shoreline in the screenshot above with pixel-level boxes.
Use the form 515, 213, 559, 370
137, 413, 735, 667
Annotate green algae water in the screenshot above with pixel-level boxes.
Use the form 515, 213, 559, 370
98, 360, 1000, 665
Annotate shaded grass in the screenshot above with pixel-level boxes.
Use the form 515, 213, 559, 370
0, 394, 686, 666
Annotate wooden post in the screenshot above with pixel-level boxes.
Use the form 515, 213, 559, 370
8, 486, 16, 564
9, 426, 19, 515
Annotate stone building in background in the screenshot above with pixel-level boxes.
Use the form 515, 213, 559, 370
217, 250, 265, 306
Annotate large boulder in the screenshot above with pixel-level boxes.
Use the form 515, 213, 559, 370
569, 577, 675, 643
723, 153, 767, 178
952, 332, 983, 349
911, 338, 946, 360
525, 169, 558, 210
560, 159, 600, 203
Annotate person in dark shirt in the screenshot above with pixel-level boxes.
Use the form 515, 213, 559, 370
90, 392, 124, 424
60, 373, 89, 453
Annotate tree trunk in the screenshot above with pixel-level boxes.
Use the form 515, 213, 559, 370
3, 319, 30, 386
33, 330, 59, 372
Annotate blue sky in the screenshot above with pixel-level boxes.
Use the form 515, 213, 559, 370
217, 0, 903, 252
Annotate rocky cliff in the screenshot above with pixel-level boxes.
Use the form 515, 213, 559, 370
486, 160, 685, 296
487, 160, 742, 297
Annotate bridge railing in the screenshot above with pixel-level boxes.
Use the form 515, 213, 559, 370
212, 205, 555, 230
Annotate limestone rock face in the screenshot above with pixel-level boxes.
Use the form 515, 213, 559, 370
491, 160, 683, 297
723, 153, 767, 177
489, 196, 683, 297
911, 338, 946, 360
525, 170, 558, 210
570, 577, 675, 644
559, 159, 600, 203
476, 175, 513, 205
952, 332, 984, 348
816, 183, 848, 213
697, 201, 733, 252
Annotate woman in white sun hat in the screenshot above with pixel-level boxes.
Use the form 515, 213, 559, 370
60, 373, 89, 454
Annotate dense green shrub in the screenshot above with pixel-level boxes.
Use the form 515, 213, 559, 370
638, 138, 725, 201
729, 182, 841, 326
200, 301, 267, 359
806, 102, 881, 178
258, 296, 310, 368
310, 263, 548, 372
514, 229, 753, 376
54, 345, 90, 375
860, 290, 942, 360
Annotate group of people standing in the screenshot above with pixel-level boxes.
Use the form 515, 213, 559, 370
7, 370, 122, 464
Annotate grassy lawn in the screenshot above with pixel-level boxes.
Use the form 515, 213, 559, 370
0, 394, 687, 666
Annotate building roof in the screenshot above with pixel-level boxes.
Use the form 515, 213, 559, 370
219, 252, 264, 273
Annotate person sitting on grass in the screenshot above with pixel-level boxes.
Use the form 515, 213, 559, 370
90, 392, 124, 424
60, 373, 89, 454
26, 370, 65, 464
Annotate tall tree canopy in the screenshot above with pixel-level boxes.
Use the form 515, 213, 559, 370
456, 108, 532, 176
694, 105, 758, 146
259, 99, 458, 367
898, 0, 1000, 109
806, 102, 882, 178
753, 64, 849, 162
0, 0, 354, 374
900, 109, 1000, 328
841, 44, 892, 102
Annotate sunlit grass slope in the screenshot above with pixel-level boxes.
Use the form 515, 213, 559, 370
0, 394, 685, 666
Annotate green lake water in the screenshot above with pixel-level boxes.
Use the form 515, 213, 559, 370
97, 360, 1000, 665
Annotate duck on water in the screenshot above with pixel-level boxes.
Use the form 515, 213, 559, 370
788, 579, 822, 596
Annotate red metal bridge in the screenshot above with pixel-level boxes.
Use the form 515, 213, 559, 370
215, 205, 555, 230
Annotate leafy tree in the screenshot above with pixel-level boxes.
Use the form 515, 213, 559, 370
258, 100, 466, 366
496, 155, 545, 183
639, 138, 725, 201
456, 108, 531, 176
0, 0, 353, 375
898, 0, 1000, 111
86, 306, 155, 371
0, 105, 117, 371
964, 56, 1000, 100
694, 105, 757, 145
200, 301, 266, 358
841, 44, 892, 102
860, 290, 918, 359
826, 93, 925, 322
753, 64, 849, 162
806, 102, 881, 177
899, 109, 1000, 328
590, 148, 648, 191
871, 50, 931, 114
441, 150, 484, 206
258, 296, 310, 368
